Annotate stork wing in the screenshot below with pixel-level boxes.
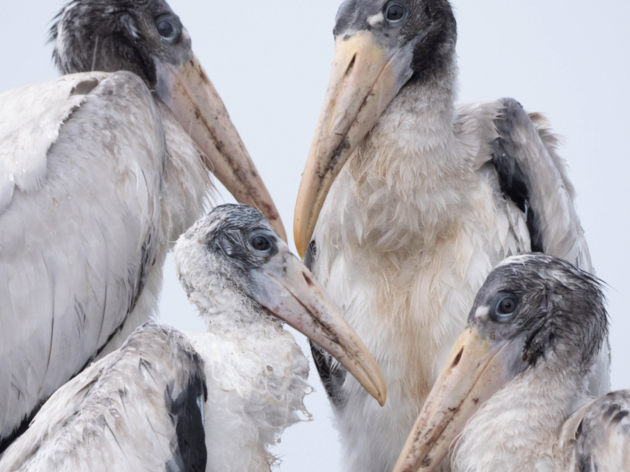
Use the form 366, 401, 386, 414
459, 98, 609, 395
462, 98, 593, 271
557, 391, 630, 472
0, 324, 207, 472
0, 72, 165, 450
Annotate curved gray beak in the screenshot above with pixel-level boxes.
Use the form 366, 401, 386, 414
252, 244, 387, 407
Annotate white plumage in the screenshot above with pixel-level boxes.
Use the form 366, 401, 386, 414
0, 318, 311, 472
0, 205, 384, 472
393, 255, 628, 472
0, 325, 207, 472
0, 0, 285, 450
186, 325, 310, 471
0, 71, 207, 446
293, 1, 609, 470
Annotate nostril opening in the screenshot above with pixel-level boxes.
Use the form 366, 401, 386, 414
452, 348, 463, 368
302, 272, 314, 287
345, 54, 357, 77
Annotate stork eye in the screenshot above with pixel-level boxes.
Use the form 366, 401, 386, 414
156, 17, 180, 42
494, 296, 518, 321
384, 2, 407, 24
251, 236, 272, 252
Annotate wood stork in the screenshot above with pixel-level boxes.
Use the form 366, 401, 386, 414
0, 0, 285, 452
393, 254, 627, 472
293, 0, 610, 470
0, 205, 385, 472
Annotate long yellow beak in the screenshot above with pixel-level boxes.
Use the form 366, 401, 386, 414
293, 31, 414, 256
158, 53, 287, 242
253, 244, 387, 406
392, 327, 513, 472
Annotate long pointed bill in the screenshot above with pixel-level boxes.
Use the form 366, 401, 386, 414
293, 31, 415, 256
252, 246, 387, 406
393, 327, 517, 472
156, 53, 287, 242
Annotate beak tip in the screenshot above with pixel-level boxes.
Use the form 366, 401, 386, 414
297, 247, 307, 260
293, 199, 314, 260
372, 377, 387, 407
379, 388, 387, 407
294, 229, 308, 259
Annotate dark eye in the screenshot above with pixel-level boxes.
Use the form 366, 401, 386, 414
385, 2, 407, 23
251, 236, 271, 252
494, 296, 518, 320
156, 18, 179, 41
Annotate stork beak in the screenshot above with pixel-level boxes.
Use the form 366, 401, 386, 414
252, 245, 387, 407
156, 53, 287, 242
293, 31, 415, 256
392, 327, 516, 472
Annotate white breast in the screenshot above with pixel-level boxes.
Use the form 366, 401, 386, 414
186, 318, 310, 472
311, 88, 531, 472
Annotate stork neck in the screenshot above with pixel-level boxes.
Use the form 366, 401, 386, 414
358, 58, 459, 170
454, 364, 589, 472
330, 59, 470, 255
347, 55, 463, 201
185, 276, 279, 335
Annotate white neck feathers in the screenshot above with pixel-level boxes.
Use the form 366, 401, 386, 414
454, 364, 589, 472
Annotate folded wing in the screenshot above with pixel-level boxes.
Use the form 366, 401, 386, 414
0, 324, 207, 472
0, 72, 166, 449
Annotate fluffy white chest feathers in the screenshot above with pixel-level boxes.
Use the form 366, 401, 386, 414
187, 318, 311, 472
311, 88, 530, 471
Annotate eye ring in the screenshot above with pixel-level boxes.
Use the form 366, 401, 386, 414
384, 1, 408, 25
156, 17, 181, 43
493, 296, 518, 321
251, 235, 272, 252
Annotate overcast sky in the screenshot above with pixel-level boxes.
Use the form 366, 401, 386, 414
2, 0, 629, 470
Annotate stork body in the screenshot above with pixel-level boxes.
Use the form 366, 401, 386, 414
0, 205, 385, 472
0, 0, 285, 451
452, 372, 630, 472
0, 321, 310, 472
294, 1, 608, 470
0, 325, 208, 472
394, 255, 629, 472
186, 327, 309, 471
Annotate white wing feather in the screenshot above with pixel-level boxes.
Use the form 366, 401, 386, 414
458, 99, 608, 395
0, 325, 206, 472
557, 391, 630, 472
0, 72, 165, 443
458, 99, 593, 271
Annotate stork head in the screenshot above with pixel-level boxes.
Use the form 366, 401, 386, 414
174, 204, 387, 407
393, 254, 608, 472
49, 0, 286, 241
293, 0, 457, 256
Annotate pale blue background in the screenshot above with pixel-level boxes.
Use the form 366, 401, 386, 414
2, 1, 629, 470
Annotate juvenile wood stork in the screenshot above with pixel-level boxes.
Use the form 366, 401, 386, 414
293, 0, 610, 469
394, 254, 627, 472
0, 205, 385, 472
0, 0, 285, 452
